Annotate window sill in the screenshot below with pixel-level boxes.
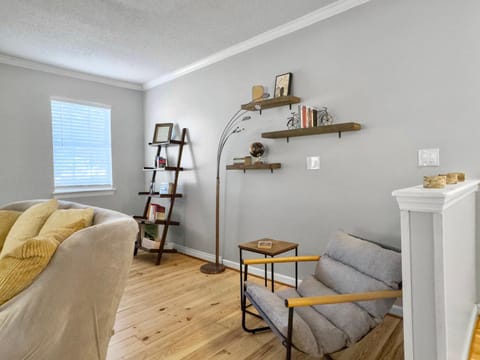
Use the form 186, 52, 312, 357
53, 186, 116, 199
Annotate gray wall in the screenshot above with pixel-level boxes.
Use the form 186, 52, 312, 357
144, 0, 480, 277
0, 63, 145, 215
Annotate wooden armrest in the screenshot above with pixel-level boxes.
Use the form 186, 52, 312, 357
243, 255, 320, 266
285, 289, 402, 308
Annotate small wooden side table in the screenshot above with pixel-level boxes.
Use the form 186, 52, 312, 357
239, 238, 298, 297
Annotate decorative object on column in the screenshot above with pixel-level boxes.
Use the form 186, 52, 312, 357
200, 93, 270, 274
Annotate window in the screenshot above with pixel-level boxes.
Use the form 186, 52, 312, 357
50, 98, 113, 194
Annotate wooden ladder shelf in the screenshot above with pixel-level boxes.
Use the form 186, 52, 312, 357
133, 128, 187, 265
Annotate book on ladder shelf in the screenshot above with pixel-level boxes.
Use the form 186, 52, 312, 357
133, 123, 188, 265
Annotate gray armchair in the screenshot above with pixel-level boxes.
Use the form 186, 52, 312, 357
241, 231, 402, 359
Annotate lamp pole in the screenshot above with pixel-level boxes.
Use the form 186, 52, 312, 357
200, 94, 268, 274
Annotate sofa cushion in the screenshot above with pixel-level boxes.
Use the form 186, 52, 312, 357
39, 208, 94, 235
0, 210, 22, 252
0, 199, 57, 259
326, 231, 402, 289
297, 275, 376, 344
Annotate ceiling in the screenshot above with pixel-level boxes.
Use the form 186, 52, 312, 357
0, 0, 356, 89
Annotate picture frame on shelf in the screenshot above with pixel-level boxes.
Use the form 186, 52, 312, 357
274, 72, 292, 98
152, 123, 173, 144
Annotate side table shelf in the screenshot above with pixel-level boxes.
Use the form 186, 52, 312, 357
226, 163, 281, 173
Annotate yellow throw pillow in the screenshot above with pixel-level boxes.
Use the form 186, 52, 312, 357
40, 219, 87, 243
39, 208, 94, 235
0, 237, 59, 306
0, 199, 58, 260
0, 210, 22, 252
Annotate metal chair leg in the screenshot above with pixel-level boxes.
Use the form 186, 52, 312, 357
286, 307, 294, 360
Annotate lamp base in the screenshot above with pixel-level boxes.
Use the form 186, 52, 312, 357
200, 262, 226, 274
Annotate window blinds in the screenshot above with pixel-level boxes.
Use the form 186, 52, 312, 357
51, 99, 112, 189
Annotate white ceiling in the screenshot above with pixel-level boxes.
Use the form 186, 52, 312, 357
0, 0, 360, 89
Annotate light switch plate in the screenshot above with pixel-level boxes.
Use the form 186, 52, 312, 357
418, 148, 440, 167
306, 156, 320, 170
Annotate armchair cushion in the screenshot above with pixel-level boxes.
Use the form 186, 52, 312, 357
297, 275, 376, 344
277, 288, 347, 355
315, 255, 395, 319
0, 210, 21, 251
0, 198, 57, 259
326, 231, 402, 289
245, 282, 320, 357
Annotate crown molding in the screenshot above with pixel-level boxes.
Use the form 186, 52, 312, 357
143, 0, 371, 90
0, 53, 143, 91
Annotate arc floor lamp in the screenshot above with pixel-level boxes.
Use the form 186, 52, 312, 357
200, 93, 269, 274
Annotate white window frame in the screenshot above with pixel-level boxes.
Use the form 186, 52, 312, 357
50, 96, 115, 198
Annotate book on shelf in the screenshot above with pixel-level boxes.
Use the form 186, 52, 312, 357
147, 203, 166, 221
299, 105, 321, 128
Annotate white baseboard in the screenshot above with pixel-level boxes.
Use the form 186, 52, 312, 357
172, 243, 403, 317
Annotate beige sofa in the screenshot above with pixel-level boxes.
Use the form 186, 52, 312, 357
0, 200, 138, 360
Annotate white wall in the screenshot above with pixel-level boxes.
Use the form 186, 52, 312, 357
146, 0, 480, 277
0, 63, 145, 215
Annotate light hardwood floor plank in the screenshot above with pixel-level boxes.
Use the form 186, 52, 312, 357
107, 253, 403, 359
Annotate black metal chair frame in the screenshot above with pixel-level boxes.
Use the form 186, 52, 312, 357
240, 257, 401, 360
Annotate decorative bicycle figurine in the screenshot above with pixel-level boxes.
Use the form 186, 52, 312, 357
286, 111, 300, 129
318, 107, 334, 126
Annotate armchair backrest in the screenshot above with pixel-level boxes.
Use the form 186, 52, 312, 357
314, 231, 402, 320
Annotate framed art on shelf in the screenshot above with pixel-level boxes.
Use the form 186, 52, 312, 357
152, 123, 173, 144
274, 72, 292, 98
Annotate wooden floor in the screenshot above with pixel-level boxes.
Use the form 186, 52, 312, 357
469, 317, 480, 360
107, 253, 403, 360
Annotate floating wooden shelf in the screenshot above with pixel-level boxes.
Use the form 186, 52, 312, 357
241, 96, 301, 114
143, 166, 184, 172
133, 216, 180, 226
226, 162, 281, 173
138, 192, 183, 198
262, 122, 361, 142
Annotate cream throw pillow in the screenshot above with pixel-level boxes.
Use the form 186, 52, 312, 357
0, 199, 58, 259
40, 208, 94, 235
0, 210, 22, 252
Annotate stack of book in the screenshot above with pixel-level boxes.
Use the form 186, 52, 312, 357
233, 156, 252, 165
147, 203, 166, 221
299, 105, 319, 128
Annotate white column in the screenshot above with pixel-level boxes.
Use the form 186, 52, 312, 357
393, 180, 479, 360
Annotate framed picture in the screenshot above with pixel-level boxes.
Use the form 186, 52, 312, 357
151, 123, 173, 144
274, 72, 292, 98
